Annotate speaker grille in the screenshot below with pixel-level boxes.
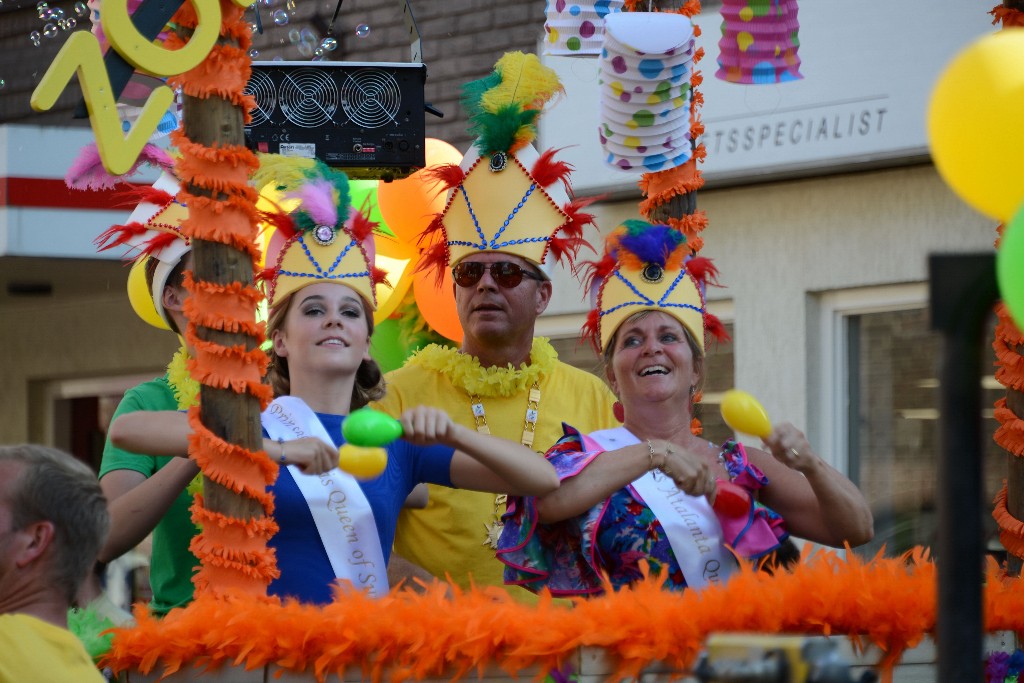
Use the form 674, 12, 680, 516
339, 68, 402, 128
279, 68, 339, 129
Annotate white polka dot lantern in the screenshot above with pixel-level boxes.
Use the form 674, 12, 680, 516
543, 0, 624, 56
597, 11, 695, 173
715, 0, 802, 84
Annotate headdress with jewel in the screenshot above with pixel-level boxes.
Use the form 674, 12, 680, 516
94, 170, 190, 330
582, 219, 728, 353
255, 158, 388, 311
420, 51, 597, 281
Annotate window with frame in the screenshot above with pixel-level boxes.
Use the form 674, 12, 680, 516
843, 306, 1005, 560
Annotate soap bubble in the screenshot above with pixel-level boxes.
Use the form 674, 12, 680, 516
354, 23, 370, 38
296, 41, 313, 57
29, 30, 41, 46
272, 9, 288, 25
73, 2, 87, 16
288, 28, 301, 43
320, 36, 337, 52
248, 47, 260, 58
43, 23, 58, 38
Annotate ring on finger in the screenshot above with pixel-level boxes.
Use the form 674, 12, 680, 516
788, 447, 799, 458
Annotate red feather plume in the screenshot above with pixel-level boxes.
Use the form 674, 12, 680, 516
423, 163, 465, 193
258, 209, 299, 243
95, 221, 150, 252
581, 308, 603, 353
530, 148, 573, 190
138, 231, 180, 258
685, 256, 720, 287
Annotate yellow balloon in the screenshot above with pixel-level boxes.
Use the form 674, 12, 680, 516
928, 30, 1024, 222
338, 444, 388, 480
720, 389, 771, 438
127, 257, 170, 330
373, 255, 414, 325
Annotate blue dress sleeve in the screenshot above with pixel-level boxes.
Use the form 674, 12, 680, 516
495, 424, 607, 596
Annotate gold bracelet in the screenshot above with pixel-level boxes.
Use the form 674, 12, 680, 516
646, 439, 657, 471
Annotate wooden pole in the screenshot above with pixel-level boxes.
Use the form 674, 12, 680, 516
173, 3, 274, 597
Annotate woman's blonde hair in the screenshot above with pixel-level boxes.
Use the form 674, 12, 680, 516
265, 291, 386, 410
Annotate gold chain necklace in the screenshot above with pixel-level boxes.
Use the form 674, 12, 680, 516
472, 382, 541, 549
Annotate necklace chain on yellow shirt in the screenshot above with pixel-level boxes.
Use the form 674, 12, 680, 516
407, 339, 556, 549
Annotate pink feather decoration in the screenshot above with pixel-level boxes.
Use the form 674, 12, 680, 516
65, 143, 175, 191
288, 179, 338, 227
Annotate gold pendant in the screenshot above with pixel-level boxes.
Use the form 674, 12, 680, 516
483, 520, 504, 549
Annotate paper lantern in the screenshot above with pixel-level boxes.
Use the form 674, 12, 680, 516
598, 12, 695, 172
715, 0, 803, 85
543, 0, 624, 56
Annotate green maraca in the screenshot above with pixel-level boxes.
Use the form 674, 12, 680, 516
337, 408, 403, 480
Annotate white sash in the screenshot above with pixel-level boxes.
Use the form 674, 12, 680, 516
588, 427, 737, 589
262, 396, 389, 597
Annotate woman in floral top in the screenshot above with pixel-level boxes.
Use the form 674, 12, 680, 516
497, 220, 874, 596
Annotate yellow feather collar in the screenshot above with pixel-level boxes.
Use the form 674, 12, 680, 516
166, 345, 199, 410
405, 338, 558, 398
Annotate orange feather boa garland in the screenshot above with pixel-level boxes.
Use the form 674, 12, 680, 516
104, 547, 1024, 681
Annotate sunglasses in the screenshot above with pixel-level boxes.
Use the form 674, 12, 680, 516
451, 261, 544, 289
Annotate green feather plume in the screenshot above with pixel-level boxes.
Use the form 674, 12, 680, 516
461, 51, 563, 156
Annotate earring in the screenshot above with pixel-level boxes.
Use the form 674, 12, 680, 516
613, 400, 625, 423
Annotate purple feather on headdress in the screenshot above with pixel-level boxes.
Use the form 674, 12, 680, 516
288, 178, 338, 227
616, 221, 685, 267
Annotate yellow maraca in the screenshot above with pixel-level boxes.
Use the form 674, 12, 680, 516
719, 389, 772, 438
337, 408, 403, 480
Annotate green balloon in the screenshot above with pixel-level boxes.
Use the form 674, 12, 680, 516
370, 317, 412, 374
349, 179, 394, 237
998, 206, 1024, 330
342, 408, 403, 447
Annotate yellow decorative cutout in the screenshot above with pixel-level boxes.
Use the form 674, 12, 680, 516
102, 0, 220, 77
30, 31, 174, 176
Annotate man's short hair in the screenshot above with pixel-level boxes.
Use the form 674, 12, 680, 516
0, 445, 109, 604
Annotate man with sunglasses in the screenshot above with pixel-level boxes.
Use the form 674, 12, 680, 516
372, 52, 619, 599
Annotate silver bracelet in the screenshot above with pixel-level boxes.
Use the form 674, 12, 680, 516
277, 438, 286, 464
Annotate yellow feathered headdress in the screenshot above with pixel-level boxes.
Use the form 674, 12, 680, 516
419, 52, 596, 281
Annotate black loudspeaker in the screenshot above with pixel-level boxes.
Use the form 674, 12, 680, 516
244, 61, 427, 181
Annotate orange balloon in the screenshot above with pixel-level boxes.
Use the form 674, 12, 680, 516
376, 138, 462, 245
412, 264, 463, 343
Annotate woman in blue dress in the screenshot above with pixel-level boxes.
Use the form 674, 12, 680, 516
496, 220, 873, 596
109, 160, 558, 604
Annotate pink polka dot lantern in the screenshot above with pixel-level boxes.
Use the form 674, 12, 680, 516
543, 0, 624, 56
597, 12, 695, 173
715, 0, 803, 84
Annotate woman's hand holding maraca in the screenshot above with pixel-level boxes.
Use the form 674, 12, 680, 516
270, 437, 338, 474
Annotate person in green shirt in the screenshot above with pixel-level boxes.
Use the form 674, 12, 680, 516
95, 171, 201, 615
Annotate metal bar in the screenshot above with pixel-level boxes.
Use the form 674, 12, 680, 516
928, 253, 998, 683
